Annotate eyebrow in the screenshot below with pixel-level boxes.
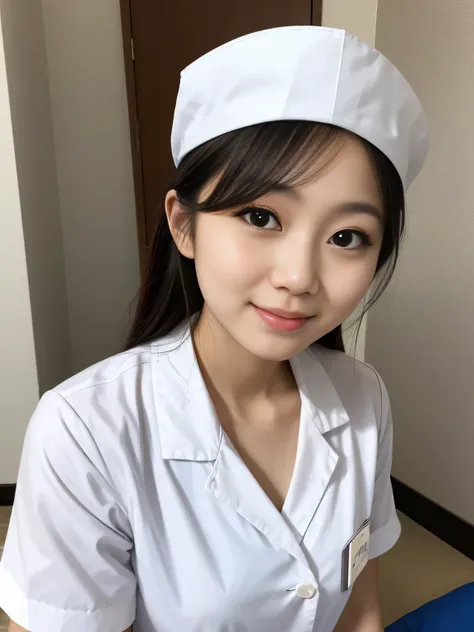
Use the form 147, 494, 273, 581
269, 184, 301, 200
334, 201, 384, 222
268, 186, 383, 222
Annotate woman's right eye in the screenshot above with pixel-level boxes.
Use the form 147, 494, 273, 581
238, 207, 281, 231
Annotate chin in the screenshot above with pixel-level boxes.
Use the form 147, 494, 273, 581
236, 331, 313, 362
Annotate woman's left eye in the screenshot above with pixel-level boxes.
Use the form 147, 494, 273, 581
237, 207, 281, 231
329, 229, 371, 250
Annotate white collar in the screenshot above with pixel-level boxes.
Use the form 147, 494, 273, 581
151, 322, 350, 461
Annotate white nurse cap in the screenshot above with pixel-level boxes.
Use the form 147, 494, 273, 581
171, 26, 429, 190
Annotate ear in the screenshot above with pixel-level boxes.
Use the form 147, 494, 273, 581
165, 190, 195, 259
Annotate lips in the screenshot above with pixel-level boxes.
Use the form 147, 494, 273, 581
252, 304, 312, 332
259, 307, 310, 320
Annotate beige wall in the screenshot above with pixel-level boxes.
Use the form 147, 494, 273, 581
368, 0, 474, 524
0, 0, 70, 394
0, 0, 140, 482
41, 0, 140, 373
0, 4, 40, 482
322, 0, 378, 45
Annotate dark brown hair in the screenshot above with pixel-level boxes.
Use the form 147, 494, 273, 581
125, 121, 405, 352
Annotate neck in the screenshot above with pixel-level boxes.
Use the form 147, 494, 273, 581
192, 306, 294, 409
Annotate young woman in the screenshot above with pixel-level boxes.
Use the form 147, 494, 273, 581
1, 26, 428, 632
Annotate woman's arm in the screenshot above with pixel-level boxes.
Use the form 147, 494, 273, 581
333, 559, 384, 632
1, 393, 136, 631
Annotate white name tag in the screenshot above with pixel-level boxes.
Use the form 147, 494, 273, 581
341, 519, 370, 592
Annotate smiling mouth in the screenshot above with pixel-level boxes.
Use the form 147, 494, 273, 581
252, 304, 313, 332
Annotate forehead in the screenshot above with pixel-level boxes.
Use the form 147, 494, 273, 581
286, 134, 382, 207
197, 130, 382, 209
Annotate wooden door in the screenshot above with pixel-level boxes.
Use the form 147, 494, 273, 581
121, 0, 322, 270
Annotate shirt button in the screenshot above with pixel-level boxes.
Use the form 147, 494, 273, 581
295, 583, 317, 599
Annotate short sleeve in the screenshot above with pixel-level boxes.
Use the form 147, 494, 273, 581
367, 369, 401, 560
0, 391, 136, 632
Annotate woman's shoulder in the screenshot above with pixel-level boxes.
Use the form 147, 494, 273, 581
54, 343, 157, 402
23, 342, 170, 498
53, 323, 192, 401
310, 343, 383, 384
23, 343, 168, 463
308, 344, 389, 419
35, 330, 191, 442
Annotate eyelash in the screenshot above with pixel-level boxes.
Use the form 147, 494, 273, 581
234, 206, 281, 230
234, 206, 373, 248
335, 229, 373, 247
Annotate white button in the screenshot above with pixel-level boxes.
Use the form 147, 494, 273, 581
295, 583, 317, 599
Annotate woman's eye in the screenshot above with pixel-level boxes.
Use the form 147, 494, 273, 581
240, 207, 281, 231
329, 229, 371, 250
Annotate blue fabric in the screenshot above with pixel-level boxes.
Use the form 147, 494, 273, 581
386, 583, 474, 631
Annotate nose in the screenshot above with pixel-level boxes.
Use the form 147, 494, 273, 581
270, 237, 320, 296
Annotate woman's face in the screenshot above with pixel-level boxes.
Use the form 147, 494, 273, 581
169, 134, 385, 361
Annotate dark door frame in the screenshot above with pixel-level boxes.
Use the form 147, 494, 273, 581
119, 0, 323, 275
120, 0, 148, 273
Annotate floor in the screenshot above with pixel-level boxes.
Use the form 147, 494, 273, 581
1, 507, 12, 632
1, 508, 474, 630
379, 512, 474, 625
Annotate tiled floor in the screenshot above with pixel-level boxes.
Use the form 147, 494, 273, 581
1, 508, 474, 630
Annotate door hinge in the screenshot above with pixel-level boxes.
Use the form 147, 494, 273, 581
131, 37, 135, 61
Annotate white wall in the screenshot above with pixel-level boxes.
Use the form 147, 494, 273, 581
40, 0, 140, 372
0, 4, 40, 483
0, 0, 140, 482
367, 0, 474, 524
0, 0, 70, 395
322, 0, 378, 360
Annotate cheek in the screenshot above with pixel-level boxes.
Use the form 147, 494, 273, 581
323, 254, 379, 312
193, 219, 264, 294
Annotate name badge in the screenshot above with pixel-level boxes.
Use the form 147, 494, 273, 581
341, 519, 370, 592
